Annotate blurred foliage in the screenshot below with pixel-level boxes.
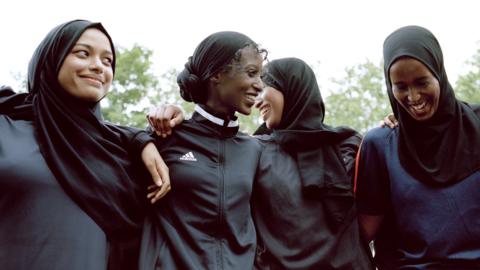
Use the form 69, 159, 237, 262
238, 109, 262, 134
102, 44, 159, 128
324, 60, 390, 134
455, 45, 480, 104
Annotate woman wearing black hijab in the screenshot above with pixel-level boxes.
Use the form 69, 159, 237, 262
0, 20, 170, 270
355, 26, 480, 269
139, 31, 265, 269
252, 58, 373, 269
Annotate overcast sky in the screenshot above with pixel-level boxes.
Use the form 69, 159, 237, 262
1, 0, 479, 93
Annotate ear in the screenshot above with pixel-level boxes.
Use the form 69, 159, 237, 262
209, 72, 222, 84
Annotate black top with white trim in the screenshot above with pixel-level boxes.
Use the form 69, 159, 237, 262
139, 105, 262, 270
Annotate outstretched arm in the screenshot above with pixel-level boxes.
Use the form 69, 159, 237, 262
104, 124, 172, 203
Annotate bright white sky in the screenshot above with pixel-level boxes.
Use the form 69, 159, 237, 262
1, 0, 479, 93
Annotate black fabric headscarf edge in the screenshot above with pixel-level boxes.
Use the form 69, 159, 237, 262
383, 25, 480, 185
0, 20, 148, 242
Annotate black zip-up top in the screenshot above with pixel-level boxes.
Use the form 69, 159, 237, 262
140, 105, 262, 270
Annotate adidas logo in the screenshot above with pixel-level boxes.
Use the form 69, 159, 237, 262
179, 151, 197, 161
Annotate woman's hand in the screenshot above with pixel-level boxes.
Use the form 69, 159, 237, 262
379, 113, 398, 128
141, 142, 171, 203
147, 104, 185, 138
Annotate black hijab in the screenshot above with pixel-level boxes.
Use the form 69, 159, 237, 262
257, 58, 361, 196
0, 20, 147, 241
384, 25, 480, 185
177, 31, 254, 105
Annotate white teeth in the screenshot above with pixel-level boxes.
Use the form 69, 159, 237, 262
245, 95, 255, 102
260, 108, 269, 118
411, 101, 426, 111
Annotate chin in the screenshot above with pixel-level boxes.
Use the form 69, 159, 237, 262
406, 108, 435, 122
238, 107, 252, 116
76, 94, 104, 103
265, 120, 278, 129
411, 114, 434, 122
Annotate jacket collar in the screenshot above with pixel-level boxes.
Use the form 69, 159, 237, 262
192, 105, 240, 137
194, 104, 239, 128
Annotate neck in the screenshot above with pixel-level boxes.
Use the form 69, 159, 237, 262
205, 101, 234, 119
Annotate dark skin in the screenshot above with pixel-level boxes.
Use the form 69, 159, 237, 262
380, 113, 398, 128
147, 105, 184, 138
206, 46, 264, 116
147, 46, 264, 136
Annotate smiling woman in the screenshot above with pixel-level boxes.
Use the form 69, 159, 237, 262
355, 25, 480, 269
251, 58, 372, 269
140, 31, 267, 270
389, 57, 441, 121
0, 19, 171, 270
256, 85, 284, 128
58, 28, 114, 102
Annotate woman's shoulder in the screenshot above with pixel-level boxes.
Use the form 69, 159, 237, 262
252, 134, 274, 142
362, 126, 397, 149
0, 114, 33, 127
235, 132, 264, 152
465, 102, 480, 118
252, 134, 277, 149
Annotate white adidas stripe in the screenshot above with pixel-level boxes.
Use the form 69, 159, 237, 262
179, 151, 197, 161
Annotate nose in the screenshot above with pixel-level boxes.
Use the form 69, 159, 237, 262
407, 88, 421, 103
89, 57, 104, 73
254, 92, 264, 108
252, 76, 264, 92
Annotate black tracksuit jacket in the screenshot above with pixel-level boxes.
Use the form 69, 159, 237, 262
139, 107, 262, 270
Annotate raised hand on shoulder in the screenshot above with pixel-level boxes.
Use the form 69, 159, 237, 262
147, 104, 185, 137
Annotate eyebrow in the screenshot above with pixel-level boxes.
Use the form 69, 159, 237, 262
243, 64, 259, 70
74, 43, 113, 56
392, 76, 430, 85
414, 76, 429, 81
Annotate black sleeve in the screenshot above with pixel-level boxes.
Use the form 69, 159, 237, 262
355, 128, 391, 215
105, 123, 154, 158
339, 132, 362, 184
468, 103, 480, 118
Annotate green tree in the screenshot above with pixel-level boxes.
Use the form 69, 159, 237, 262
237, 109, 262, 134
102, 44, 159, 128
455, 45, 480, 104
149, 67, 195, 117
324, 60, 390, 134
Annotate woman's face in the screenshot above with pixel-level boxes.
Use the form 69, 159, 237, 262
390, 57, 440, 121
57, 28, 114, 102
255, 86, 284, 129
211, 46, 264, 115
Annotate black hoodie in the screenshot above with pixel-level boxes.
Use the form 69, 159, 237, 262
252, 58, 372, 269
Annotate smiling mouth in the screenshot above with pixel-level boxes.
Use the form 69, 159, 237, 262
260, 106, 270, 119
409, 100, 427, 113
245, 94, 257, 104
81, 76, 103, 86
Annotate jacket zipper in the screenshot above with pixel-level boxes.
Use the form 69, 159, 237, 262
217, 138, 226, 270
